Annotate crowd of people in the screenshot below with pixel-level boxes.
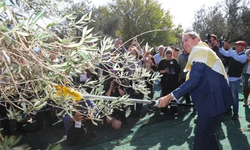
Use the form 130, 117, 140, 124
0, 32, 249, 149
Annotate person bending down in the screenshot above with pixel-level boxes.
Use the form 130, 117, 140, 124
104, 78, 126, 130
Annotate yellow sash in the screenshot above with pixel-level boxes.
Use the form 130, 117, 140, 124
184, 42, 227, 81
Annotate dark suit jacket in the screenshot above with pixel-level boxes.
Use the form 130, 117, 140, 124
173, 62, 233, 118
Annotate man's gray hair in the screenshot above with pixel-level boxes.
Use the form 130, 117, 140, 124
158, 45, 165, 50
114, 38, 122, 44
183, 32, 200, 41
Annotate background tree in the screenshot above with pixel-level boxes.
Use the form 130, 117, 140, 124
91, 6, 121, 38
192, 0, 250, 44
241, 6, 250, 44
173, 25, 184, 47
193, 4, 227, 41
91, 0, 181, 46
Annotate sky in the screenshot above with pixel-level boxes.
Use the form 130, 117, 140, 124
89, 0, 223, 30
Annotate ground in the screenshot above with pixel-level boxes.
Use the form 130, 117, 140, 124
4, 85, 250, 150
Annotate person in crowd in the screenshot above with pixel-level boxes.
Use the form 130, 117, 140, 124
153, 45, 165, 93
127, 39, 143, 57
154, 45, 165, 65
110, 37, 127, 55
173, 47, 181, 60
158, 48, 180, 115
143, 51, 157, 112
210, 34, 230, 68
34, 104, 53, 133
157, 32, 233, 150
63, 100, 98, 146
178, 47, 191, 104
53, 81, 99, 146
126, 45, 144, 117
242, 49, 250, 106
219, 40, 248, 120
104, 78, 126, 129
101, 37, 127, 79
210, 34, 225, 62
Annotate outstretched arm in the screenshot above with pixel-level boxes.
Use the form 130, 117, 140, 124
157, 62, 206, 108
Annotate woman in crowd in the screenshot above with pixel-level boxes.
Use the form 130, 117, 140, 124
158, 48, 180, 115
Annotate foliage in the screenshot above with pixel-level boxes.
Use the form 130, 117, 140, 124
173, 25, 184, 48
0, 134, 61, 150
193, 4, 227, 41
44, 144, 62, 150
0, 0, 161, 135
0, 135, 29, 150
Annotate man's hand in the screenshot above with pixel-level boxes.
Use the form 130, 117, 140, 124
157, 94, 172, 108
74, 112, 83, 121
224, 42, 231, 50
82, 116, 90, 122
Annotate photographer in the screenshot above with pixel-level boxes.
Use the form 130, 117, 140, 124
126, 45, 144, 117
209, 34, 228, 66
105, 79, 125, 98
63, 100, 99, 146
104, 78, 126, 129
143, 51, 157, 112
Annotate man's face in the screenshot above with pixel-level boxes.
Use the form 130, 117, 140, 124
158, 47, 164, 54
115, 39, 122, 48
210, 37, 218, 47
182, 35, 199, 54
235, 44, 245, 53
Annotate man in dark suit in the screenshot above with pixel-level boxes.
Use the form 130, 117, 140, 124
157, 32, 233, 150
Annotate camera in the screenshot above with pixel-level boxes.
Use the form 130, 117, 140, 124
205, 34, 211, 44
134, 37, 137, 42
114, 81, 119, 87
218, 35, 224, 48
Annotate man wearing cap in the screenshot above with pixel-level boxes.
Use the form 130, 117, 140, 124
219, 40, 247, 120
157, 32, 233, 150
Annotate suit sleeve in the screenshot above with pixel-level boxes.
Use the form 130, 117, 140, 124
172, 62, 206, 99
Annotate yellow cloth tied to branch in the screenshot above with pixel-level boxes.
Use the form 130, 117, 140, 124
184, 42, 227, 81
53, 86, 83, 101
